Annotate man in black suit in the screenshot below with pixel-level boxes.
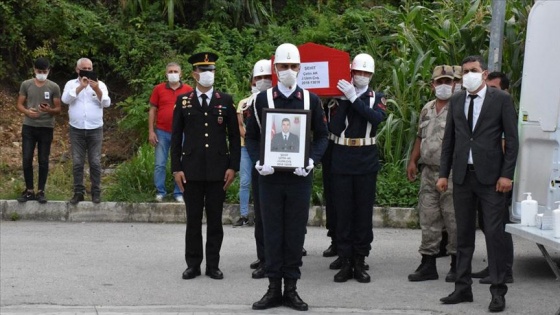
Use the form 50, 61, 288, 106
436, 55, 518, 313
171, 52, 241, 281
270, 117, 300, 152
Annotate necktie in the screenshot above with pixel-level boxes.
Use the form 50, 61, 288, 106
284, 135, 288, 141
468, 94, 477, 131
200, 94, 208, 110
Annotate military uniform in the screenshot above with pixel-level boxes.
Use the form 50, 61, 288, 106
245, 86, 328, 280
416, 100, 457, 256
329, 90, 386, 265
171, 88, 240, 272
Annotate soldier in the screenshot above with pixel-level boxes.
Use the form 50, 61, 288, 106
329, 53, 386, 284
245, 43, 328, 311
452, 65, 463, 94
407, 65, 458, 282
171, 52, 241, 281
236, 59, 273, 278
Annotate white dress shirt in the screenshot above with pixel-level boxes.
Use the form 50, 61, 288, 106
464, 85, 487, 164
196, 87, 214, 105
61, 78, 111, 129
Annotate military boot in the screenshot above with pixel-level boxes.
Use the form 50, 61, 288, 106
445, 254, 457, 282
353, 255, 371, 283
252, 278, 283, 310
283, 278, 308, 311
408, 254, 438, 281
333, 258, 353, 282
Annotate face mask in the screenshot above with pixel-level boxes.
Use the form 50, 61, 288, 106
255, 79, 272, 92
36, 73, 48, 82
197, 71, 214, 87
353, 75, 371, 88
435, 84, 453, 100
251, 86, 260, 94
462, 72, 483, 92
167, 73, 180, 83
453, 84, 462, 94
277, 69, 298, 88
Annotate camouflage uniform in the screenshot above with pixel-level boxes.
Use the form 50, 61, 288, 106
417, 99, 457, 256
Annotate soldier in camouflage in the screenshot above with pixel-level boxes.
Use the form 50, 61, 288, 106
406, 65, 457, 282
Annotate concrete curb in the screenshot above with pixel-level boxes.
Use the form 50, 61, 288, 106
0, 200, 418, 228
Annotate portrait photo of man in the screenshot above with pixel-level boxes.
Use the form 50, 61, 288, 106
270, 117, 300, 153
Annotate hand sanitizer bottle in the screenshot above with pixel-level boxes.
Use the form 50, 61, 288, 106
520, 192, 538, 226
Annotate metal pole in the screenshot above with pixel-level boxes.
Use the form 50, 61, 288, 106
488, 0, 507, 72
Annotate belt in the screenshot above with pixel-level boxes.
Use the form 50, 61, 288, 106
467, 164, 475, 171
329, 133, 376, 146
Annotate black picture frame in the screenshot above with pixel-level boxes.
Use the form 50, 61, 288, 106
260, 108, 311, 171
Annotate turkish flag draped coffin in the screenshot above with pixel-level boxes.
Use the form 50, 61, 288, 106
271, 43, 351, 97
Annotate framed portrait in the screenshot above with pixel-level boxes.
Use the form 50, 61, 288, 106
260, 108, 311, 171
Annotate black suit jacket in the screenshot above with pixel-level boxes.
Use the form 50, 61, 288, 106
171, 90, 241, 181
270, 132, 300, 152
439, 86, 518, 185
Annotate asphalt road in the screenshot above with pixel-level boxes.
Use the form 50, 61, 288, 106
1, 221, 559, 314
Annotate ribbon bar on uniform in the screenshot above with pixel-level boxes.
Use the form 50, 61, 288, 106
328, 133, 376, 146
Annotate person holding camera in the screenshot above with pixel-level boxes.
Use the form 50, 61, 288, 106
16, 57, 61, 204
61, 58, 111, 204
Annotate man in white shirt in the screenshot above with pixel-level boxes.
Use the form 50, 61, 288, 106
61, 58, 111, 204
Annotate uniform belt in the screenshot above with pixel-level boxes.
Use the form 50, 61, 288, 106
328, 133, 376, 146
467, 164, 475, 171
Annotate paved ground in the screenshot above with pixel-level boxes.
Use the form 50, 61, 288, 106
1, 221, 559, 315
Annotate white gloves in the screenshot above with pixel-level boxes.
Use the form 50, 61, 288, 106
337, 79, 357, 103
293, 159, 314, 177
255, 161, 275, 176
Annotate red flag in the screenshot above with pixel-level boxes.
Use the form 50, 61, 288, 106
271, 119, 276, 139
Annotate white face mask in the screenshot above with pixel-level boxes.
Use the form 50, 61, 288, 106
36, 73, 48, 82
353, 75, 371, 88
255, 79, 272, 92
251, 86, 260, 94
453, 84, 462, 94
197, 71, 214, 87
435, 84, 453, 100
462, 72, 484, 92
277, 69, 298, 88
167, 73, 180, 83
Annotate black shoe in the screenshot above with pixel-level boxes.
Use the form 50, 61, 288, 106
69, 193, 84, 205
330, 256, 343, 270
353, 256, 371, 283
92, 193, 101, 204
408, 255, 438, 281
36, 190, 47, 204
17, 190, 35, 203
283, 279, 308, 311
334, 258, 353, 282
250, 259, 260, 269
472, 266, 489, 278
440, 290, 474, 304
302, 247, 307, 256
323, 244, 337, 257
205, 267, 224, 279
252, 278, 282, 310
182, 266, 201, 279
480, 274, 514, 284
252, 264, 266, 279
233, 216, 248, 227
488, 295, 506, 312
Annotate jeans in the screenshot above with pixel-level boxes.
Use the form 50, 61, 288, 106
69, 126, 103, 195
22, 125, 53, 191
238, 146, 252, 217
154, 129, 182, 197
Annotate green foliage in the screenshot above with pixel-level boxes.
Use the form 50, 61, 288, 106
104, 144, 160, 202
376, 162, 419, 207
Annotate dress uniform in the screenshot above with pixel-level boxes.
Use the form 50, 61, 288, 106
330, 53, 386, 283
171, 52, 241, 280
245, 43, 328, 311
